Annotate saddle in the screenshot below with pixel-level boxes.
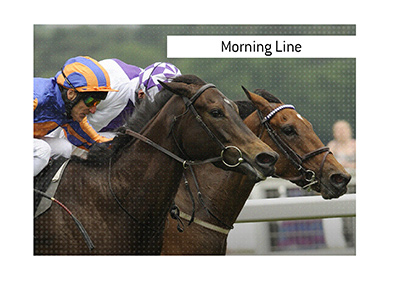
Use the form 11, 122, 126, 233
34, 156, 70, 218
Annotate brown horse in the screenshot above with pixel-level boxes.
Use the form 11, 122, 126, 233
161, 88, 351, 255
34, 76, 278, 255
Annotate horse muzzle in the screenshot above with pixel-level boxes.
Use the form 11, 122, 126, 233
255, 151, 278, 177
238, 151, 278, 181
317, 172, 351, 199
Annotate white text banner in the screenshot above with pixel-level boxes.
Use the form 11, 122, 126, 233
167, 36, 356, 58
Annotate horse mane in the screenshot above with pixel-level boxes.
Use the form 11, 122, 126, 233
74, 74, 206, 166
125, 88, 174, 133
236, 89, 283, 119
124, 74, 206, 133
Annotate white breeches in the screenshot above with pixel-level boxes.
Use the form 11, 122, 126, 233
34, 129, 116, 176
33, 137, 73, 176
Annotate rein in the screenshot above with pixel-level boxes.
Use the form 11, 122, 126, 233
169, 165, 234, 235
34, 189, 95, 251
123, 83, 244, 169
124, 128, 222, 168
109, 83, 243, 233
257, 104, 331, 189
170, 103, 332, 235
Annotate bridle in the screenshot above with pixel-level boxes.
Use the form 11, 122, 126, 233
168, 83, 244, 168
122, 83, 245, 169
108, 83, 244, 233
257, 104, 331, 190
171, 101, 332, 235
163, 83, 255, 233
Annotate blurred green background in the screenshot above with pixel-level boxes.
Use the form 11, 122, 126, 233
34, 25, 356, 144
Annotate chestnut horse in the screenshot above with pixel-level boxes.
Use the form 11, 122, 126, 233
161, 87, 351, 255
34, 76, 278, 255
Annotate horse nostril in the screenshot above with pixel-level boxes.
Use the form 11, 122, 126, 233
330, 173, 351, 189
256, 152, 278, 167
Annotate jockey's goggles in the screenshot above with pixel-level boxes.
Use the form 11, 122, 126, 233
83, 96, 101, 107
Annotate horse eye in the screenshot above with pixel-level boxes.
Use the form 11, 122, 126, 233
210, 109, 224, 118
282, 125, 296, 136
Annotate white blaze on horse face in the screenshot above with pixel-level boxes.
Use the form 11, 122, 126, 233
296, 113, 304, 121
224, 98, 232, 106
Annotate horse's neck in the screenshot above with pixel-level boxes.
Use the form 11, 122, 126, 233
111, 115, 184, 227
176, 164, 255, 227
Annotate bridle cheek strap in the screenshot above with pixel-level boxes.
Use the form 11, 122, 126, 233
126, 83, 244, 169
182, 84, 226, 150
181, 84, 244, 166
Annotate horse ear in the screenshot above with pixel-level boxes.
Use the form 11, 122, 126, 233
241, 86, 274, 113
159, 81, 194, 98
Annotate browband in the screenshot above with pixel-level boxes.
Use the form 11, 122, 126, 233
262, 104, 295, 123
187, 83, 216, 106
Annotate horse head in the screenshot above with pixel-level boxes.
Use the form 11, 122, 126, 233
159, 76, 278, 181
243, 87, 351, 199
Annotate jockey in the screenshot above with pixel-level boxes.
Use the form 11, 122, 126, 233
84, 58, 143, 133
33, 56, 118, 176
86, 61, 181, 135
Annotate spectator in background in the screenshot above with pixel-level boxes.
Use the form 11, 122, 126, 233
327, 120, 356, 248
327, 120, 356, 172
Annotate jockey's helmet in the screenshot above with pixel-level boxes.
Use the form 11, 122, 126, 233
55, 56, 118, 93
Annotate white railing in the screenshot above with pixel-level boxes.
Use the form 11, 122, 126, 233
238, 176, 356, 222
226, 176, 356, 255
236, 194, 356, 223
